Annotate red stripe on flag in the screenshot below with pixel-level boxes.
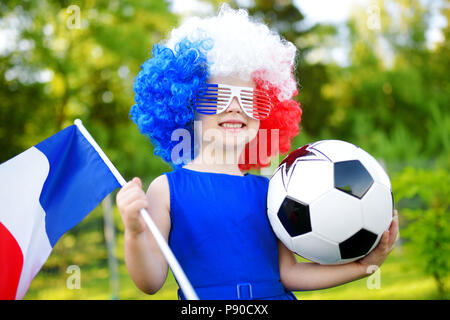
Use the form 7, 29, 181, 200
0, 222, 24, 300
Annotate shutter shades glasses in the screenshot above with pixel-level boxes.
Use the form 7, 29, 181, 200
192, 83, 273, 120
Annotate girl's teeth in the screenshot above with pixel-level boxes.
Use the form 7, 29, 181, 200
221, 123, 243, 128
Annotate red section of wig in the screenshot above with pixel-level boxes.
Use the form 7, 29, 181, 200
238, 70, 302, 171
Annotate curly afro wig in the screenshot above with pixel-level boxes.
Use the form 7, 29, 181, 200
130, 4, 302, 171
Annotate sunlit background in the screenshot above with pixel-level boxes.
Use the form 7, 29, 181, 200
0, 0, 448, 300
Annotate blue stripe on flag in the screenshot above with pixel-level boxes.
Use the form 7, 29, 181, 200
35, 125, 121, 247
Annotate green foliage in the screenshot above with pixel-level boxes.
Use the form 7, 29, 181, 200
393, 166, 450, 299
0, 0, 177, 181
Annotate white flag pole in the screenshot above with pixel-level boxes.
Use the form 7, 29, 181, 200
74, 119, 199, 300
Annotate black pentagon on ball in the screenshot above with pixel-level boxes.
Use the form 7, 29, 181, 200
339, 229, 378, 259
334, 160, 374, 199
277, 196, 312, 237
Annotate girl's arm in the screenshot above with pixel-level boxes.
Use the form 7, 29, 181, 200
279, 211, 399, 291
117, 175, 171, 294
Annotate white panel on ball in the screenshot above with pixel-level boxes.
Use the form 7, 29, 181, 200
286, 160, 334, 204
310, 140, 358, 163
361, 182, 393, 235
267, 167, 287, 214
310, 189, 364, 243
356, 148, 391, 189
291, 232, 341, 265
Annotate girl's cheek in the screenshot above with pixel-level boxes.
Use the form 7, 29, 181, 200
250, 119, 260, 133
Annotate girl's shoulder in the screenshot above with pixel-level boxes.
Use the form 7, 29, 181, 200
146, 174, 170, 214
247, 172, 270, 185
253, 173, 270, 182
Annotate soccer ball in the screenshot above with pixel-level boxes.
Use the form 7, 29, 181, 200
267, 140, 393, 265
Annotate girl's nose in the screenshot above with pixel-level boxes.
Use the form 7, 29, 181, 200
225, 97, 244, 114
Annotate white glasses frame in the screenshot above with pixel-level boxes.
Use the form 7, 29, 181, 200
192, 83, 273, 120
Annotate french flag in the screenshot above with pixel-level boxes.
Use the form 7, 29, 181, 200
0, 120, 122, 299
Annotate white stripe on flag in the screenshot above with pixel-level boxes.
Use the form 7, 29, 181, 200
0, 147, 53, 299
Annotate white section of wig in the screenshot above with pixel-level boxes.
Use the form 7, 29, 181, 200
164, 4, 298, 101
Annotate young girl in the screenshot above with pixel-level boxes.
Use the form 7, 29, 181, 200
116, 4, 399, 300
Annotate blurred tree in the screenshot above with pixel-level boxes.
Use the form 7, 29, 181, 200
0, 0, 175, 179
320, 0, 449, 167
0, 55, 50, 161
393, 166, 450, 299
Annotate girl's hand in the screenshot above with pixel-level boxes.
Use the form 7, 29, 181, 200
116, 177, 149, 237
358, 210, 399, 269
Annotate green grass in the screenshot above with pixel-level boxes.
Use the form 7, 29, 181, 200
294, 250, 442, 300
24, 206, 447, 300
25, 247, 443, 300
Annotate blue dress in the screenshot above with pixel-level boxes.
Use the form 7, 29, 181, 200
163, 166, 297, 300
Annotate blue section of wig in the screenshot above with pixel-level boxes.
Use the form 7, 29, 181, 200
130, 36, 213, 167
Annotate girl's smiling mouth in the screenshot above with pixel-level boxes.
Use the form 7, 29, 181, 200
218, 119, 247, 132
